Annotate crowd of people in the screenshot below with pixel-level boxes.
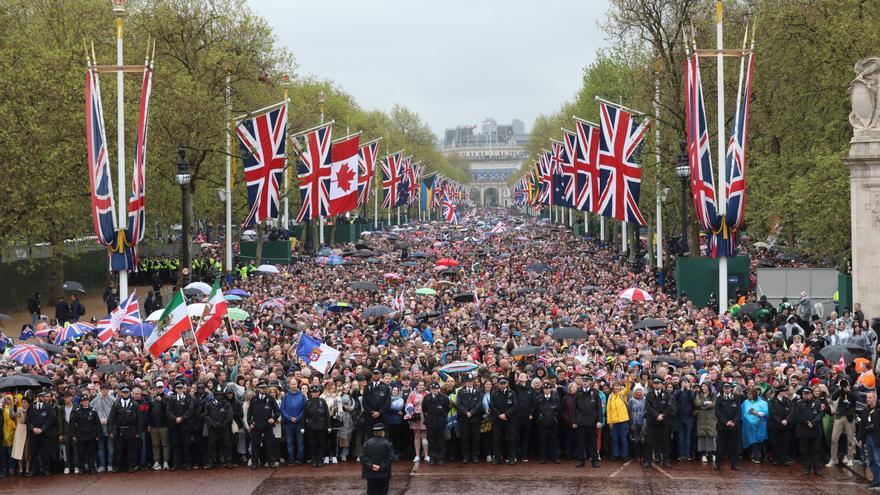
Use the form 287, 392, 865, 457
2, 210, 879, 489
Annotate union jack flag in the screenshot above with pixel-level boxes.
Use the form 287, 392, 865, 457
125, 57, 153, 254
237, 102, 288, 226
86, 62, 118, 247
550, 140, 572, 208
572, 119, 601, 213
295, 122, 333, 222
258, 297, 285, 311
538, 154, 553, 205
357, 140, 379, 207
596, 101, 649, 226
685, 53, 721, 235
396, 156, 413, 207
406, 162, 422, 207
97, 290, 141, 345
724, 48, 754, 236
441, 191, 458, 225
381, 152, 403, 209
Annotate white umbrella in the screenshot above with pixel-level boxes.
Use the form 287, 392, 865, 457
241, 230, 256, 236
184, 281, 212, 294
187, 303, 206, 318
256, 264, 279, 274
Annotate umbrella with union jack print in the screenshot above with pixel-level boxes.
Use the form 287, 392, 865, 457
8, 344, 49, 366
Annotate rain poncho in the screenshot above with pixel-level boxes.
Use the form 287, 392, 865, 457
741, 396, 768, 448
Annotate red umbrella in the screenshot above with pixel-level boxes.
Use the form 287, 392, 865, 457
618, 288, 653, 302
436, 258, 459, 267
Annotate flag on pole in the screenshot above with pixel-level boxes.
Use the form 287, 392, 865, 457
357, 140, 379, 207
550, 140, 572, 208
596, 101, 649, 225
723, 45, 755, 249
236, 101, 288, 227
85, 61, 118, 248
146, 290, 192, 357
194, 279, 228, 344
97, 290, 141, 345
327, 133, 361, 216
420, 174, 436, 211
125, 53, 154, 259
295, 123, 333, 222
572, 119, 601, 213
295, 334, 341, 375
381, 152, 403, 209
396, 156, 412, 207
441, 190, 458, 225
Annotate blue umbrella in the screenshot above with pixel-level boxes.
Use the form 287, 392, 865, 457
327, 302, 354, 313
120, 323, 154, 338
226, 289, 250, 297
224, 294, 242, 302
317, 247, 334, 257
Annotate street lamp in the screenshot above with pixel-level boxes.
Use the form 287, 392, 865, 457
675, 141, 690, 255
176, 145, 192, 285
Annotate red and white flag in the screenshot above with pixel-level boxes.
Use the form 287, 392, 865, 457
146, 290, 192, 357
194, 279, 227, 344
328, 133, 361, 215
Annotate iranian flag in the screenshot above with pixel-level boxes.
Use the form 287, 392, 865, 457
195, 278, 227, 344
146, 290, 192, 357
327, 133, 361, 216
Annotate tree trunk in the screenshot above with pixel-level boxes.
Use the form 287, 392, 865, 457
329, 215, 337, 246
298, 220, 309, 254
49, 239, 65, 302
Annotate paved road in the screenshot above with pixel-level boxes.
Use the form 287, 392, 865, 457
0, 461, 871, 495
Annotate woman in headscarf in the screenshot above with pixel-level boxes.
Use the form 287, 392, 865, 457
627, 386, 647, 463
741, 388, 768, 463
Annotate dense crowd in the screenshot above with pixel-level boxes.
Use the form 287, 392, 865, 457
2, 210, 880, 489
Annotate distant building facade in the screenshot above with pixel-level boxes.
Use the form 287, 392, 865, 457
441, 118, 528, 207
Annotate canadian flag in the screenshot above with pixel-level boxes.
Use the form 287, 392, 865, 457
328, 133, 361, 216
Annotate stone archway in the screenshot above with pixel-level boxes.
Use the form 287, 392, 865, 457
484, 187, 499, 207
470, 188, 482, 206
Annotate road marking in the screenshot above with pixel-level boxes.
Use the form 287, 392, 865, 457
652, 464, 673, 479
410, 461, 420, 475
608, 460, 630, 478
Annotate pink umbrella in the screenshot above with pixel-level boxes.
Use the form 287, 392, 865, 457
618, 288, 653, 302
383, 273, 401, 280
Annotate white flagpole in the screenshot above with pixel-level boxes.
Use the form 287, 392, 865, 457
282, 83, 290, 230
622, 221, 628, 253
319, 95, 325, 246
716, 0, 728, 313
114, 5, 128, 299
584, 211, 588, 234
373, 176, 378, 230
225, 73, 232, 274
654, 58, 663, 271
600, 216, 605, 243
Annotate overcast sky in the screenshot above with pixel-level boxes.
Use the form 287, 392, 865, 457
248, 0, 611, 136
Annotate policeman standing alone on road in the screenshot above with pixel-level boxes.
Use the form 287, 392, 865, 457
362, 423, 394, 495
714, 381, 742, 471
422, 382, 450, 465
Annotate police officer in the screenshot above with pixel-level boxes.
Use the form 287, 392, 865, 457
490, 377, 518, 464
645, 376, 675, 468
166, 381, 194, 470
714, 381, 742, 470
574, 374, 602, 468
108, 386, 143, 473
422, 382, 450, 465
71, 395, 101, 474
26, 391, 56, 477
791, 387, 824, 476
362, 370, 392, 437
247, 381, 280, 469
512, 373, 535, 462
362, 423, 394, 495
203, 390, 233, 468
456, 374, 482, 464
304, 384, 331, 467
768, 385, 793, 465
536, 382, 561, 464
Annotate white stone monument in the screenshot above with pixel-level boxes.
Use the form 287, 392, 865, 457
845, 57, 880, 318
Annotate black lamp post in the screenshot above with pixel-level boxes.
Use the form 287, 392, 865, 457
675, 141, 690, 255
175, 145, 192, 285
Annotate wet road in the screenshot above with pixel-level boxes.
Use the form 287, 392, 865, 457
0, 460, 871, 495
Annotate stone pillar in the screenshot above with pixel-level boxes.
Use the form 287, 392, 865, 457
844, 57, 880, 318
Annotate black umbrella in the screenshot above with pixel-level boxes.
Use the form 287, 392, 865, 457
819, 345, 868, 365
97, 362, 127, 374
516, 288, 536, 295
453, 292, 475, 303
440, 268, 459, 276
0, 374, 45, 391
582, 285, 601, 293
654, 355, 683, 367
775, 253, 797, 262
62, 280, 86, 293
19, 373, 54, 387
552, 327, 588, 340
526, 262, 550, 272
354, 249, 374, 257
634, 318, 667, 330
272, 320, 298, 330
362, 305, 395, 318
349, 281, 380, 291
183, 287, 205, 297
511, 345, 541, 357
410, 252, 429, 259
739, 303, 761, 319
355, 242, 371, 250
415, 311, 441, 322
35, 342, 64, 354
